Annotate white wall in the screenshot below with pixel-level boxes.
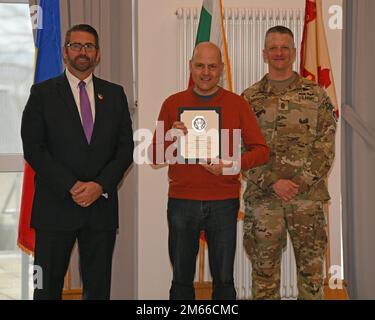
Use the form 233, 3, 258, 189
137, 0, 202, 299
136, 0, 343, 299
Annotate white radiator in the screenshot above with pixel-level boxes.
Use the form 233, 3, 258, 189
178, 7, 304, 299
176, 7, 304, 95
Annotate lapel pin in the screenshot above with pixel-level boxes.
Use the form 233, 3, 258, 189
98, 93, 104, 100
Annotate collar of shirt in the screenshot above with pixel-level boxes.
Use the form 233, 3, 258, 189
260, 71, 302, 94
65, 67, 93, 89
65, 68, 96, 122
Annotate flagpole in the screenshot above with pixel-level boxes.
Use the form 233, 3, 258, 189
219, 0, 232, 92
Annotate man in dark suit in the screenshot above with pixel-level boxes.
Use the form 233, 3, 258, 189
21, 24, 134, 300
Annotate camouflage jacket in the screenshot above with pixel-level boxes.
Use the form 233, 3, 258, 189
242, 72, 337, 202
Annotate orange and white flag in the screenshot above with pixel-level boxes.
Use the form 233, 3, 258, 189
300, 0, 339, 118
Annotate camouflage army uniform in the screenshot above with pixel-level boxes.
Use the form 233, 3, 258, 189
241, 72, 337, 300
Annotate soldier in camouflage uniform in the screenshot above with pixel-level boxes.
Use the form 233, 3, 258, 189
241, 26, 337, 300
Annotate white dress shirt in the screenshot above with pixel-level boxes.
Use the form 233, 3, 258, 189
66, 68, 108, 198
65, 68, 96, 122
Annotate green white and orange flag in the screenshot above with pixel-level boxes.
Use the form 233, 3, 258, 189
300, 0, 339, 118
189, 0, 232, 91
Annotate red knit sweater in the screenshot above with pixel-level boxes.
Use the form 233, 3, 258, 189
152, 87, 269, 200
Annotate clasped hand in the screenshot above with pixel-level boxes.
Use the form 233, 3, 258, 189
272, 179, 299, 202
70, 181, 103, 208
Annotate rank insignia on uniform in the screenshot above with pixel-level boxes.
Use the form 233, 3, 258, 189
279, 100, 288, 111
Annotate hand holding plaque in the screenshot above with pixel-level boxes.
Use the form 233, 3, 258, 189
178, 107, 221, 163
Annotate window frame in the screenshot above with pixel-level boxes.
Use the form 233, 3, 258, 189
0, 0, 30, 172
0, 0, 34, 300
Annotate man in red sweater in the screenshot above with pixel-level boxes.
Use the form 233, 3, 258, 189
151, 42, 269, 300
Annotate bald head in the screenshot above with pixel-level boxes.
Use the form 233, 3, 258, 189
191, 42, 223, 63
189, 42, 224, 96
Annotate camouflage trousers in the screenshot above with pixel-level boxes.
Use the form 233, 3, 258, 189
243, 198, 327, 300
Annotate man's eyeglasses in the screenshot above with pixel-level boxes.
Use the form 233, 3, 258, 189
66, 42, 98, 52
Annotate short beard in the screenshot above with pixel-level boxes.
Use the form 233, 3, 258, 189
66, 55, 96, 72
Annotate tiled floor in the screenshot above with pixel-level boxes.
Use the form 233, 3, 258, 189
0, 252, 33, 300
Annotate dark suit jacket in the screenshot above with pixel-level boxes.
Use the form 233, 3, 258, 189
21, 73, 134, 231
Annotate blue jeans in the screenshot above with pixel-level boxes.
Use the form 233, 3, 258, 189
167, 198, 239, 300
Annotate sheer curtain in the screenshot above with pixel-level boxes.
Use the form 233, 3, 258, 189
60, 0, 134, 109
342, 0, 375, 300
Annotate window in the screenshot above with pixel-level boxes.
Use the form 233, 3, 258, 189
0, 0, 35, 300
